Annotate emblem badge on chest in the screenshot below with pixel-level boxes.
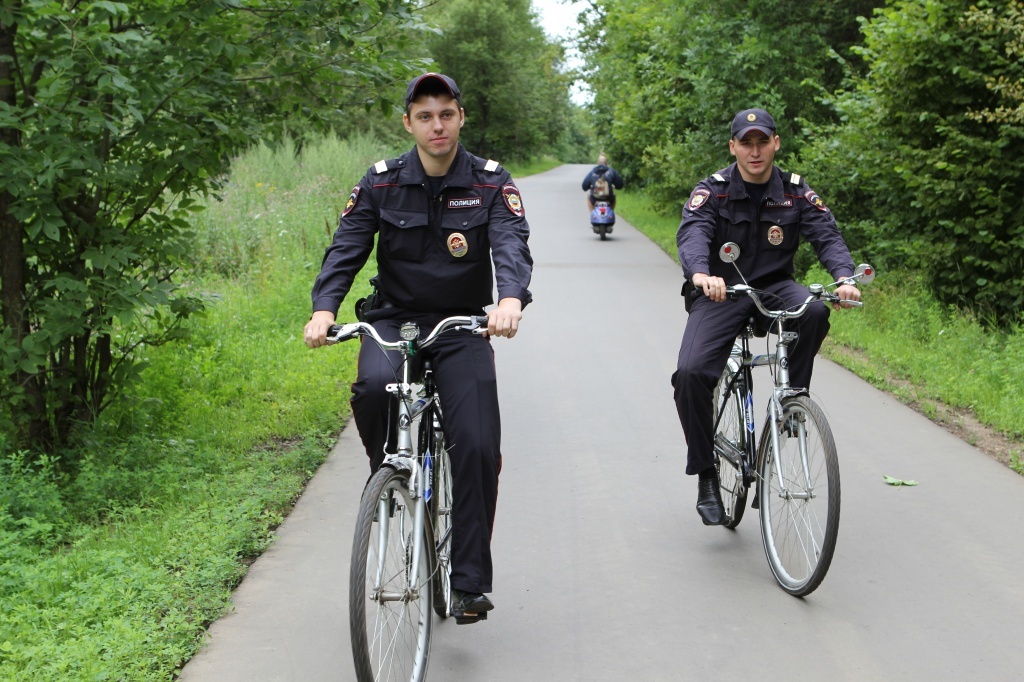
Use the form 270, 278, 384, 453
767, 225, 784, 246
447, 232, 468, 257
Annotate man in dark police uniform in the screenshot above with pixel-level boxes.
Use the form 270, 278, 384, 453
673, 108, 860, 526
304, 73, 533, 622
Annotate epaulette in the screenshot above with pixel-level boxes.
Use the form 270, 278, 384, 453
373, 157, 407, 174
782, 171, 803, 187
710, 172, 729, 183
470, 155, 501, 173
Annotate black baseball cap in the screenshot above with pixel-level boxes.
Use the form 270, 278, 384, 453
731, 108, 776, 139
404, 73, 461, 108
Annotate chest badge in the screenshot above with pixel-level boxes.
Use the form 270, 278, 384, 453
767, 225, 784, 246
447, 232, 469, 258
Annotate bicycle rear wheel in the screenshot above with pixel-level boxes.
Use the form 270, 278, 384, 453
350, 466, 432, 682
712, 361, 748, 528
425, 403, 453, 619
757, 395, 840, 596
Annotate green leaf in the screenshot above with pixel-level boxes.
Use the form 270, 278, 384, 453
883, 475, 919, 487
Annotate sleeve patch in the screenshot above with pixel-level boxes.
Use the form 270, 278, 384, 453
502, 184, 524, 217
687, 188, 711, 212
342, 185, 361, 217
804, 189, 829, 212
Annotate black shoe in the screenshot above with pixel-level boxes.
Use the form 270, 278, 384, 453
452, 590, 494, 625
696, 474, 726, 526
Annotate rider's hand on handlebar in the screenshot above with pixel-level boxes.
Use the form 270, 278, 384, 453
693, 273, 728, 303
487, 297, 523, 339
304, 310, 337, 348
833, 283, 861, 311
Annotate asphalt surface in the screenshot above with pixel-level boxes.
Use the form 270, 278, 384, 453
179, 164, 1024, 681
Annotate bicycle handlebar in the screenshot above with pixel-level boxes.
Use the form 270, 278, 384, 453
724, 283, 862, 320
326, 315, 487, 350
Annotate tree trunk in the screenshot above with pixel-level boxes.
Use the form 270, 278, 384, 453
1, 9, 49, 450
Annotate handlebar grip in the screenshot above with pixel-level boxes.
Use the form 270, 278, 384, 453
327, 325, 341, 336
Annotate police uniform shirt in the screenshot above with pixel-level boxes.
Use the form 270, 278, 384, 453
677, 163, 855, 288
312, 144, 533, 316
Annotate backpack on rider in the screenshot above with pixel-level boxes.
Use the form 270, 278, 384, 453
592, 172, 612, 202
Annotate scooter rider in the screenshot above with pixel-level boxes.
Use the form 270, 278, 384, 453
582, 153, 624, 210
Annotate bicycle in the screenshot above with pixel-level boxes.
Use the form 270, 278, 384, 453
710, 242, 875, 596
327, 315, 486, 682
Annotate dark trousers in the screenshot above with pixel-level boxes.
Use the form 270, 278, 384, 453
671, 280, 831, 476
351, 314, 501, 594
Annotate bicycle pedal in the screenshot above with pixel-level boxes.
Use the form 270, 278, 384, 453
455, 612, 488, 625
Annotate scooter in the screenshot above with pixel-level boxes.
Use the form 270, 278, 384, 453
590, 201, 615, 241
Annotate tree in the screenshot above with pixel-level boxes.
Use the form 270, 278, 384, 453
800, 0, 1024, 324
576, 0, 886, 209
0, 0, 429, 454
426, 0, 573, 161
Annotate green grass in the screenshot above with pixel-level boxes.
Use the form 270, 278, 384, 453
616, 192, 1024, 455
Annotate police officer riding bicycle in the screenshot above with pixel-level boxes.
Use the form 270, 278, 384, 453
304, 72, 533, 622
672, 108, 860, 526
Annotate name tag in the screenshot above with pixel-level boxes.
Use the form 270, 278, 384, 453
448, 197, 482, 209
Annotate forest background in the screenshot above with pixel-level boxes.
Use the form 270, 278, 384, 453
0, 0, 1021, 678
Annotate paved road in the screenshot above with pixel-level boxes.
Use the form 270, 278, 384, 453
180, 164, 1024, 681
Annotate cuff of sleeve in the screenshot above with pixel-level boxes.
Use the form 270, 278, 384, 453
498, 289, 532, 309
311, 298, 341, 316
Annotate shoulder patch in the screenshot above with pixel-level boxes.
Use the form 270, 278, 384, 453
711, 173, 728, 183
502, 183, 524, 217
687, 188, 711, 212
373, 159, 388, 174
341, 185, 361, 217
804, 189, 829, 212
484, 159, 499, 172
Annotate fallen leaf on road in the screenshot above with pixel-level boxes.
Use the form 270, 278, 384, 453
883, 474, 919, 487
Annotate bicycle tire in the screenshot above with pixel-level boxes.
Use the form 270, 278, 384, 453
350, 466, 433, 682
425, 402, 454, 619
756, 395, 840, 597
712, 362, 748, 528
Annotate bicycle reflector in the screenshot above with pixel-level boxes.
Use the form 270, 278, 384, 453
400, 322, 420, 341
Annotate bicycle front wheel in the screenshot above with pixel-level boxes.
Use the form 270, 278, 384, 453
350, 466, 432, 682
713, 362, 748, 528
757, 395, 840, 597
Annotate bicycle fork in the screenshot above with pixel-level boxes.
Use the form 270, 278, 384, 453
372, 381, 429, 605
765, 331, 815, 502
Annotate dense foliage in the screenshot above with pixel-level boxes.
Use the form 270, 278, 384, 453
0, 0, 427, 454
580, 0, 1024, 326
800, 0, 1024, 323
0, 134, 379, 680
576, 0, 885, 205
425, 0, 578, 161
